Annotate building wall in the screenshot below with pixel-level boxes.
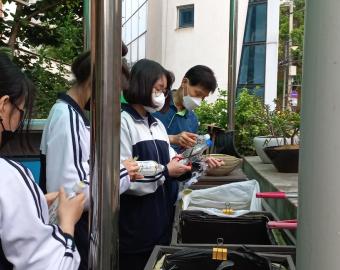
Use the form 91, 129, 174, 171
126, 0, 278, 104
145, 0, 249, 102
160, 0, 230, 95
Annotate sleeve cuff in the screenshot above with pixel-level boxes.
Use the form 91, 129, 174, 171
162, 165, 170, 179
62, 232, 76, 251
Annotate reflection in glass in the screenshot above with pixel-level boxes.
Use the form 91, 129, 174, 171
239, 45, 265, 85
244, 3, 267, 42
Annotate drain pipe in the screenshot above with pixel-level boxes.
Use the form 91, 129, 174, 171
89, 0, 121, 269
297, 0, 340, 269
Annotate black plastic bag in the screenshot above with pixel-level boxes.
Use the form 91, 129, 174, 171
162, 247, 271, 270
179, 211, 276, 245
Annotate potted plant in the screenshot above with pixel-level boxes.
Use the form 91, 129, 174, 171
253, 136, 286, 163
262, 107, 300, 173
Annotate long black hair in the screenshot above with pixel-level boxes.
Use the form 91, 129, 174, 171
0, 52, 35, 131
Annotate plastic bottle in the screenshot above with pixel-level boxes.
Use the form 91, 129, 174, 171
49, 181, 87, 224
181, 134, 213, 164
136, 160, 165, 176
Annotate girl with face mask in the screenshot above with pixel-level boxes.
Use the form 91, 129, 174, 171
120, 59, 192, 270
0, 52, 85, 269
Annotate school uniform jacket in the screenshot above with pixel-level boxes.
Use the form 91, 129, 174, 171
119, 104, 177, 253
0, 158, 80, 270
40, 93, 130, 198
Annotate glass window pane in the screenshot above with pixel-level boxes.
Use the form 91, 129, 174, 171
178, 5, 194, 28
131, 40, 138, 64
237, 87, 264, 99
131, 14, 138, 41
125, 19, 132, 44
244, 3, 267, 42
138, 2, 147, 35
122, 0, 126, 23
238, 44, 266, 85
122, 25, 127, 43
138, 34, 146, 59
126, 0, 132, 21
131, 0, 139, 15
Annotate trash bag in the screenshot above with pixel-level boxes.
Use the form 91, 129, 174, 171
162, 247, 271, 270
182, 180, 261, 217
179, 210, 275, 245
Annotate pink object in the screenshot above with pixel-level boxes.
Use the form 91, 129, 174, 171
267, 220, 298, 230
256, 192, 298, 199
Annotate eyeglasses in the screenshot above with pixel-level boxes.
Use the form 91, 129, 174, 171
153, 88, 169, 97
12, 103, 25, 127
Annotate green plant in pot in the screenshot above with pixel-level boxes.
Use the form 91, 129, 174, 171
262, 107, 300, 173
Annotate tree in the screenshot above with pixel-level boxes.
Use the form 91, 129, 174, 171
0, 0, 84, 118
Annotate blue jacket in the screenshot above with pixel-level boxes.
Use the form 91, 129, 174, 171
153, 91, 199, 153
119, 104, 177, 253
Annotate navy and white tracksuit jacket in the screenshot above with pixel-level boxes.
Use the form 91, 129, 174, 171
119, 104, 177, 254
0, 158, 80, 270
40, 93, 131, 269
40, 93, 130, 199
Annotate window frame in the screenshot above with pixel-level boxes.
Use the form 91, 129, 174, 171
177, 4, 195, 29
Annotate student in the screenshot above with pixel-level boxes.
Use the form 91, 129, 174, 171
0, 52, 85, 269
39, 51, 140, 270
153, 66, 223, 209
154, 65, 218, 152
120, 59, 192, 270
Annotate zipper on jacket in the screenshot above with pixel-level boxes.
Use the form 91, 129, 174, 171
149, 127, 161, 164
167, 112, 177, 129
149, 123, 166, 195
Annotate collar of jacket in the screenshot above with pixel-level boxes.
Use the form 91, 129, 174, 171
58, 93, 90, 127
122, 103, 158, 127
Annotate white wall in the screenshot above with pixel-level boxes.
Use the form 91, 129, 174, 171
159, 0, 230, 101
265, 0, 280, 108
145, 0, 279, 103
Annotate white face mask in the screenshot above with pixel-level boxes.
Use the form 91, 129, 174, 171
182, 82, 202, 111
143, 92, 165, 113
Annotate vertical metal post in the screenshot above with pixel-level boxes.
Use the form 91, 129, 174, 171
83, 0, 90, 50
282, 39, 289, 110
298, 0, 340, 269
89, 0, 122, 269
287, 1, 294, 110
227, 0, 238, 131
282, 1, 294, 110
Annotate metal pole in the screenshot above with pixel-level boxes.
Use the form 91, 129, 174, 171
282, 39, 288, 110
287, 1, 294, 110
83, 0, 90, 50
297, 0, 340, 269
89, 0, 121, 269
227, 0, 238, 131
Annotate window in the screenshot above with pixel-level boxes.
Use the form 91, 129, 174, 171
238, 45, 266, 85
237, 1, 267, 98
122, 1, 148, 65
178, 5, 194, 28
